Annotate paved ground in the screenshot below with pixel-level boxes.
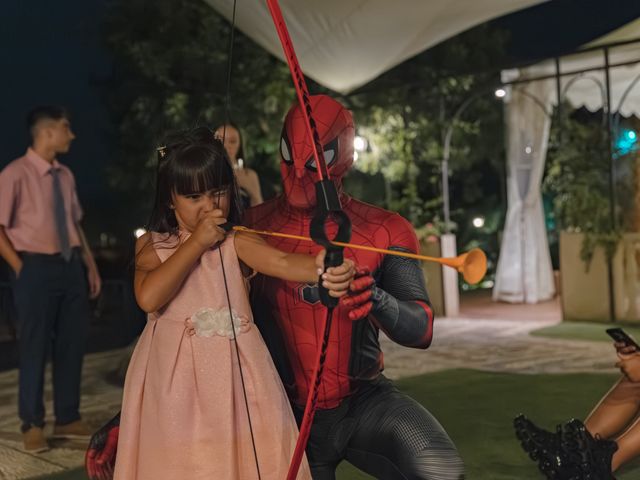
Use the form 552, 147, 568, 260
0, 293, 620, 479
383, 293, 616, 378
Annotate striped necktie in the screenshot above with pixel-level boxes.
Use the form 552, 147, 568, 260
50, 168, 72, 261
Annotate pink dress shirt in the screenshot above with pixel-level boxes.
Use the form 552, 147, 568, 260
0, 148, 83, 254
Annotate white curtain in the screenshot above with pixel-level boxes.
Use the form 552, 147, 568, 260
493, 79, 556, 303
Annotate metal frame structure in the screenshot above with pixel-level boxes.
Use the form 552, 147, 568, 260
442, 37, 640, 320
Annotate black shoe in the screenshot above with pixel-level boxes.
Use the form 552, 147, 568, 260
560, 419, 617, 480
514, 414, 579, 479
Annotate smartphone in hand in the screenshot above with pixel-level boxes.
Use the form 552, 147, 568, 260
606, 328, 640, 352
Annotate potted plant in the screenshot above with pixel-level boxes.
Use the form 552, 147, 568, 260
544, 108, 633, 321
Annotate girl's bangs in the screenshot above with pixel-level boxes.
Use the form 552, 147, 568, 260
171, 146, 233, 195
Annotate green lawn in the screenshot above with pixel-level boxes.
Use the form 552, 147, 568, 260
336, 369, 640, 479
36, 369, 640, 479
531, 321, 640, 344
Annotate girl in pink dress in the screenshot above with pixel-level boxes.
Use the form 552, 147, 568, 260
113, 127, 355, 480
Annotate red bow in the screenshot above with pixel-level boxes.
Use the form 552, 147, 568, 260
265, 2, 352, 478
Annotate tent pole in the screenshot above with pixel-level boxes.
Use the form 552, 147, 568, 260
555, 58, 562, 142
604, 47, 617, 323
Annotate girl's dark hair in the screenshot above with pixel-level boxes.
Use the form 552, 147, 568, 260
216, 121, 245, 162
147, 126, 242, 237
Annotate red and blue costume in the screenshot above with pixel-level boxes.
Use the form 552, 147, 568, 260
247, 95, 434, 407
247, 95, 464, 479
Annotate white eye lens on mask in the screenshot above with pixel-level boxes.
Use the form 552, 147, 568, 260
281, 137, 292, 164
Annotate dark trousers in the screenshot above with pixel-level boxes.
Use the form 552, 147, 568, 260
10, 249, 89, 431
294, 375, 465, 480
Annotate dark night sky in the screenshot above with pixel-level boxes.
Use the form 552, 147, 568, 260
495, 0, 640, 64
0, 0, 638, 241
0, 0, 114, 236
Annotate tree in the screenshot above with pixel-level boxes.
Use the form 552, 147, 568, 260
346, 24, 508, 267
102, 0, 295, 227
543, 107, 634, 265
103, 0, 509, 268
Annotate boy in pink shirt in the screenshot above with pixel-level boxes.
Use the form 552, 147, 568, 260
0, 106, 101, 452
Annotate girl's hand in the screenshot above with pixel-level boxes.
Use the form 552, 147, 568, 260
192, 210, 227, 249
315, 250, 356, 298
616, 353, 640, 382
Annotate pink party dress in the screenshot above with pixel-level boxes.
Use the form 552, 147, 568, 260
113, 232, 311, 480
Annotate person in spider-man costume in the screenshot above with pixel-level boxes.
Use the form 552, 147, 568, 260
84, 95, 464, 480
246, 95, 464, 479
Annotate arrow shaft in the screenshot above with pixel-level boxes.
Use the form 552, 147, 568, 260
232, 225, 443, 264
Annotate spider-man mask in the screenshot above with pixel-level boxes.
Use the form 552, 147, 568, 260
280, 95, 354, 209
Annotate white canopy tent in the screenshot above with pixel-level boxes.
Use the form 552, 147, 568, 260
205, 0, 548, 94
503, 19, 640, 116
493, 19, 640, 304
203, 1, 639, 307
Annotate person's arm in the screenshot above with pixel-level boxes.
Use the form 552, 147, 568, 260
247, 169, 263, 206
135, 211, 228, 312
342, 214, 434, 349
135, 234, 206, 313
67, 171, 101, 298
367, 251, 434, 348
0, 226, 21, 275
234, 231, 353, 296
0, 168, 21, 274
76, 223, 101, 299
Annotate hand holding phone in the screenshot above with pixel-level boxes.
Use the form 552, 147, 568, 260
606, 328, 640, 353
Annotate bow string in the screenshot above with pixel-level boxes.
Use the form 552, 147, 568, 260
218, 1, 262, 478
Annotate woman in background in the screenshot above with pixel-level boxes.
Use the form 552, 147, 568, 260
215, 122, 263, 208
